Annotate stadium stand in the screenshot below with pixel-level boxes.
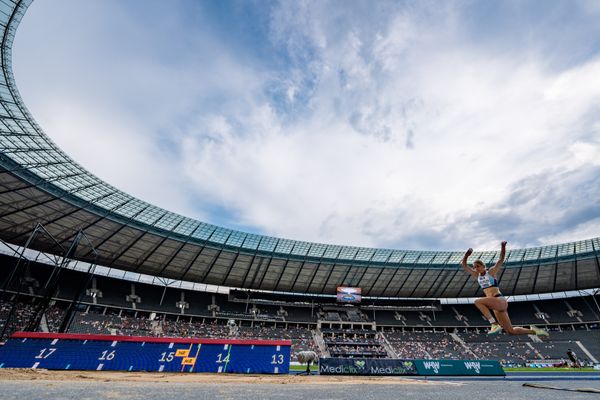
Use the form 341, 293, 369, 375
1, 295, 599, 366
0, 255, 599, 366
1, 293, 598, 367
385, 331, 466, 359
320, 328, 388, 358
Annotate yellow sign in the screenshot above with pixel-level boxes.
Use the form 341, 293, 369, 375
176, 349, 190, 357
181, 357, 196, 366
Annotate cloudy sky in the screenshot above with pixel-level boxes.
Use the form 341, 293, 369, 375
12, 0, 600, 251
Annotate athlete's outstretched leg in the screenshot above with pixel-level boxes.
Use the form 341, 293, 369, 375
474, 298, 496, 321
493, 310, 548, 336
493, 310, 531, 334
474, 297, 503, 335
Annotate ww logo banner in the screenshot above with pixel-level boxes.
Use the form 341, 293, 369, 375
422, 361, 440, 374
415, 359, 504, 376
464, 362, 481, 374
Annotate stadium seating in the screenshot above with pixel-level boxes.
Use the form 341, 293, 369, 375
321, 328, 388, 358
385, 331, 466, 359
1, 296, 598, 366
1, 257, 599, 366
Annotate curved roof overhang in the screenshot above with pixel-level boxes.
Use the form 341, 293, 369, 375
0, 0, 599, 297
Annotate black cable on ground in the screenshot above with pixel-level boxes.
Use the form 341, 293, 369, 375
523, 382, 600, 394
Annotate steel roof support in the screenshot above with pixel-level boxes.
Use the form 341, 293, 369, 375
422, 269, 447, 298
199, 231, 233, 283
377, 267, 400, 296
0, 194, 55, 219
531, 264, 541, 293
248, 257, 267, 288
408, 269, 430, 297
104, 231, 148, 269
394, 268, 419, 297
78, 204, 150, 258
256, 256, 275, 290
271, 256, 290, 292
364, 267, 386, 296
58, 231, 99, 333
437, 269, 460, 298
220, 251, 242, 286
240, 252, 260, 287
177, 246, 204, 281
130, 217, 185, 273
511, 266, 523, 296
53, 198, 133, 246
352, 265, 370, 288
302, 261, 324, 293
455, 267, 475, 297
133, 235, 170, 271
319, 263, 344, 293
156, 241, 187, 275
5, 201, 87, 244
289, 258, 309, 291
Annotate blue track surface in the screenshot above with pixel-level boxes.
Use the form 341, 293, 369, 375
290, 370, 600, 381
411, 372, 600, 381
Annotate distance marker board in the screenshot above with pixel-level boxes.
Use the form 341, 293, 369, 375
0, 332, 291, 374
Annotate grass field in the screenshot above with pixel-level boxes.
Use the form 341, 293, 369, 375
290, 364, 318, 371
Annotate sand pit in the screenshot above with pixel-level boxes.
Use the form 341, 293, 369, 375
0, 368, 442, 385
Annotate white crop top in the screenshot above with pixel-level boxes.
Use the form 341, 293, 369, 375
477, 271, 498, 289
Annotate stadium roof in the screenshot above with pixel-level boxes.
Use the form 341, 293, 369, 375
0, 0, 599, 298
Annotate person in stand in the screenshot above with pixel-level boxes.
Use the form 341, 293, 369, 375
566, 348, 581, 368
461, 241, 549, 337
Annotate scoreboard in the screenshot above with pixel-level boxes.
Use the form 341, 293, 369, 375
0, 332, 291, 374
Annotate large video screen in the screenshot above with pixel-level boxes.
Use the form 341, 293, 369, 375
337, 287, 362, 303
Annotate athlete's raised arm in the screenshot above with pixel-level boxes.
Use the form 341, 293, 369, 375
489, 241, 507, 277
460, 248, 478, 278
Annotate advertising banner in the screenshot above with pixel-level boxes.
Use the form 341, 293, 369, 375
318, 358, 504, 376
414, 359, 505, 376
319, 358, 418, 376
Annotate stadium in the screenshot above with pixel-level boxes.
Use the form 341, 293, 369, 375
0, 0, 599, 399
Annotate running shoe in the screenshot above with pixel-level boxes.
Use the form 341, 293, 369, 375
530, 325, 549, 337
487, 323, 502, 335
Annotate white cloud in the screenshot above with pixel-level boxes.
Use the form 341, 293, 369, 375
568, 141, 600, 168
12, 0, 600, 251
539, 217, 600, 245
13, 0, 267, 222
178, 0, 600, 249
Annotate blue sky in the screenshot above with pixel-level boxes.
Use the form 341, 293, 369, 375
12, 0, 600, 251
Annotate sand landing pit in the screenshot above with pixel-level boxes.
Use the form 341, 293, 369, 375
0, 369, 451, 385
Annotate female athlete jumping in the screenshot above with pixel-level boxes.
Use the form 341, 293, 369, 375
461, 241, 548, 337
